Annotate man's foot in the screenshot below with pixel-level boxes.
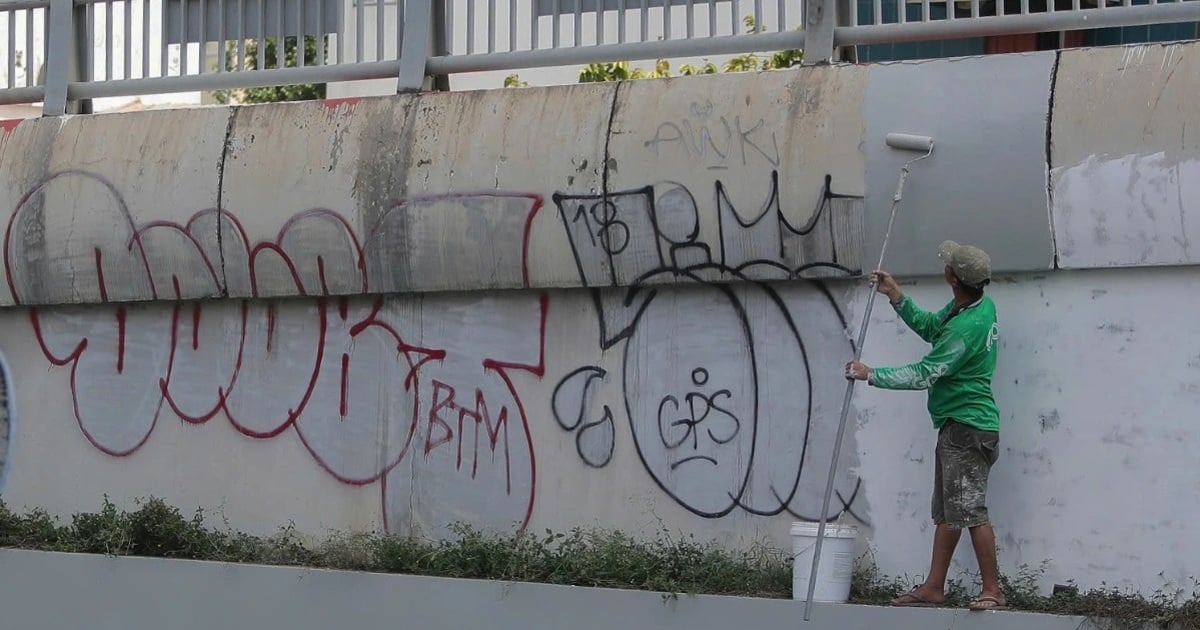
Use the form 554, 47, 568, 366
890, 589, 944, 607
968, 594, 1008, 611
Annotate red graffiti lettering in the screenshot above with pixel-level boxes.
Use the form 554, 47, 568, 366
3, 169, 548, 535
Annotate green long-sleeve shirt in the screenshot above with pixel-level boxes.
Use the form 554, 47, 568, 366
869, 294, 1000, 432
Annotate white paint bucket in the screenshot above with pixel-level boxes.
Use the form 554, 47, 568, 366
790, 521, 858, 604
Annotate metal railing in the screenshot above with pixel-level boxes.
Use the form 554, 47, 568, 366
0, 0, 1197, 115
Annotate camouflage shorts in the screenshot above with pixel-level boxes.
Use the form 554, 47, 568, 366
932, 420, 1000, 529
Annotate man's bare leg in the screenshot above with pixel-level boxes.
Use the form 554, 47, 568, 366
968, 523, 1005, 608
891, 524, 961, 604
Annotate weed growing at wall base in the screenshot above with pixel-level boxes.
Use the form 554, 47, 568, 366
1, 497, 1198, 628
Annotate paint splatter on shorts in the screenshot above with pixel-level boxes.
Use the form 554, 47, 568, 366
932, 420, 999, 529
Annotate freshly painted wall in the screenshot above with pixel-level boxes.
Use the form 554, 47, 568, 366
0, 40, 1196, 597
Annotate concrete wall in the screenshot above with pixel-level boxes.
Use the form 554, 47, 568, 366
0, 39, 1197, 597
0, 549, 1103, 630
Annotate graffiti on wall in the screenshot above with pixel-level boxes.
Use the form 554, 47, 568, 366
3, 170, 547, 536
550, 170, 868, 523
643, 101, 782, 171
2, 152, 869, 533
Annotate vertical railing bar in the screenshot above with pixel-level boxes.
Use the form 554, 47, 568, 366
530, 0, 539, 49
215, 0, 224, 70
488, 0, 495, 52
573, 0, 580, 46
466, 0, 474, 53
162, 0, 171, 76
872, 0, 881, 25
103, 0, 113, 79
997, 0, 1004, 17
6, 13, 15, 89
686, 0, 694, 38
147, 0, 156, 77
922, 0, 929, 20
334, 0, 344, 61
753, 0, 761, 30
731, 0, 739, 32
85, 0, 96, 78
257, 0, 266, 68
618, 0, 626, 41
945, 0, 953, 20
897, 0, 906, 24
296, 0, 304, 66
508, 0, 515, 50
5, 13, 15, 88
275, 0, 284, 66
354, 0, 362, 61
551, 0, 559, 47
199, 0, 209, 73
123, 0, 132, 75
369, 0, 379, 59
707, 0, 715, 35
640, 0, 647, 41
444, 0, 453, 53
234, 0, 243, 68
776, 0, 783, 30
596, 0, 604, 45
25, 8, 34, 86
1020, 0, 1028, 14
41, 5, 48, 87
662, 0, 670, 39
316, 0, 324, 64
179, 0, 190, 74
236, 0, 245, 68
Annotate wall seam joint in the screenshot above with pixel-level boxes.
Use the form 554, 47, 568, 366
215, 107, 240, 297
1045, 50, 1062, 272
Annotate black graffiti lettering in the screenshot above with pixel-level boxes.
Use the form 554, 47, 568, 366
658, 395, 688, 449
551, 366, 616, 469
570, 202, 598, 248
705, 390, 740, 445
590, 200, 630, 255
551, 166, 869, 524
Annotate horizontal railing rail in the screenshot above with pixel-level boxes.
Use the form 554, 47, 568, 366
0, 0, 1196, 115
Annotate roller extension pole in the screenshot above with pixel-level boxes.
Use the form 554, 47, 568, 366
802, 132, 934, 622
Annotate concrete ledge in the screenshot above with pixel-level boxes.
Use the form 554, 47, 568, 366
0, 548, 1102, 630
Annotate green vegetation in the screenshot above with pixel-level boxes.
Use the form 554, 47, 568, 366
213, 36, 329, 105
505, 16, 804, 88
1, 497, 1197, 628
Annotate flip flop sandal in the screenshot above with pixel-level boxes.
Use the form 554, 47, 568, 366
891, 592, 942, 607
968, 595, 1009, 611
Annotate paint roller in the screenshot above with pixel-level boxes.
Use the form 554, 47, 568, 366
802, 132, 935, 622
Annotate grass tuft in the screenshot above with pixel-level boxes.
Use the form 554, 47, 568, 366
1, 497, 1198, 628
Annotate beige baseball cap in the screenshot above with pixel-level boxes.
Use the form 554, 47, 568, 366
938, 240, 991, 288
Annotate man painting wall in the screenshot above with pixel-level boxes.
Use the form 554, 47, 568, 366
845, 240, 1005, 612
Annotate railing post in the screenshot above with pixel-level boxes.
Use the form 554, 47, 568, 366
42, 0, 74, 115
42, 0, 93, 116
802, 0, 837, 65
396, 0, 432, 93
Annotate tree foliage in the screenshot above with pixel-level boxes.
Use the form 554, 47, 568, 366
570, 16, 802, 85
213, 36, 328, 105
